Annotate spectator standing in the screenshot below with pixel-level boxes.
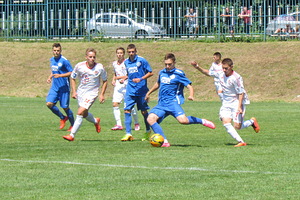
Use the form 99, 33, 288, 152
238, 7, 251, 35
184, 8, 198, 34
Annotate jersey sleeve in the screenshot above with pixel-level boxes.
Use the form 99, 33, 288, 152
175, 69, 192, 86
142, 58, 152, 73
64, 60, 73, 72
234, 76, 245, 94
70, 64, 79, 79
100, 65, 108, 81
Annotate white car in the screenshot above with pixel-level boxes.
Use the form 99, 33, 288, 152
266, 12, 300, 35
86, 12, 166, 38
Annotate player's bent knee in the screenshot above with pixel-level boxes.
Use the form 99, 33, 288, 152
46, 102, 54, 108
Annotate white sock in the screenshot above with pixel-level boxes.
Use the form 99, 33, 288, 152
113, 107, 122, 126
71, 115, 83, 136
224, 123, 244, 143
132, 107, 139, 124
85, 112, 96, 123
164, 139, 169, 143
241, 119, 253, 129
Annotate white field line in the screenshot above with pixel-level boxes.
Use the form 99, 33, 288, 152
0, 158, 288, 175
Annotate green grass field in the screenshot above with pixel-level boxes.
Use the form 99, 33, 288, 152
0, 97, 299, 199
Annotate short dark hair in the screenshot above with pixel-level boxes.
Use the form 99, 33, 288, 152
127, 44, 136, 50
222, 58, 233, 66
164, 53, 176, 62
52, 43, 61, 49
213, 52, 222, 58
116, 47, 125, 53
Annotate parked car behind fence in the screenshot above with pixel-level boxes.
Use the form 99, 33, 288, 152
86, 12, 166, 38
266, 12, 300, 35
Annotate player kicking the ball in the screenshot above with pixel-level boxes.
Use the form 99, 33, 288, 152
191, 58, 260, 147
63, 48, 107, 141
146, 53, 216, 147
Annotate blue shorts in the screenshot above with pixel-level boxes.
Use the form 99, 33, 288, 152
46, 88, 70, 109
149, 102, 185, 123
124, 95, 149, 111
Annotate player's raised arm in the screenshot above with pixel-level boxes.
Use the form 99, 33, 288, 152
190, 61, 210, 76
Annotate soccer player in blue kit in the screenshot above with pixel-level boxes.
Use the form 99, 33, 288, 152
146, 53, 216, 147
121, 44, 154, 141
46, 43, 74, 131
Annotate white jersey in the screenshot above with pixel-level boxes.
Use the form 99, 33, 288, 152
71, 61, 107, 95
208, 62, 223, 82
113, 60, 128, 86
210, 70, 250, 106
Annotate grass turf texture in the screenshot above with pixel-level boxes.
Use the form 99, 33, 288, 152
0, 97, 299, 199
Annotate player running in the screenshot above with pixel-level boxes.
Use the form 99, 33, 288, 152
191, 58, 260, 147
63, 48, 107, 141
46, 43, 75, 131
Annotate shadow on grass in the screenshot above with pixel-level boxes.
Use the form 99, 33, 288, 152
171, 144, 203, 148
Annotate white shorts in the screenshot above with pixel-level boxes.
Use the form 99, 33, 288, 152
112, 83, 126, 103
77, 90, 98, 109
219, 103, 246, 124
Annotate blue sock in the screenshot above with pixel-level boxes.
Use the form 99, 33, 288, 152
49, 105, 64, 119
65, 108, 75, 126
151, 122, 166, 139
187, 116, 203, 124
142, 112, 150, 131
125, 112, 132, 134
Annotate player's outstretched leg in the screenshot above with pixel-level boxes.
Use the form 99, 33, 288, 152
187, 116, 216, 129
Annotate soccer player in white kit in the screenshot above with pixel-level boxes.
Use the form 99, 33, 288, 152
111, 47, 140, 131
191, 58, 260, 147
63, 48, 108, 141
209, 52, 224, 101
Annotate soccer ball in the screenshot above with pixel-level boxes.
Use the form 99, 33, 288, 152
150, 134, 164, 147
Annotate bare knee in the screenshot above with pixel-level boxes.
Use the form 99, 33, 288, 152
177, 116, 189, 124
234, 124, 242, 130
147, 114, 158, 126
46, 102, 54, 108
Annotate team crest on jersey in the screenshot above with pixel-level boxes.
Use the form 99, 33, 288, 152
58, 63, 63, 67
136, 62, 141, 67
51, 65, 58, 71
128, 66, 138, 74
170, 74, 176, 79
161, 76, 171, 84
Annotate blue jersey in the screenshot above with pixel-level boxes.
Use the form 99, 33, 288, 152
157, 67, 191, 105
124, 55, 152, 96
50, 55, 73, 92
